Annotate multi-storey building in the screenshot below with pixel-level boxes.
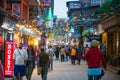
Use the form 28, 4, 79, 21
97, 0, 120, 72
0, 0, 44, 64
66, 1, 81, 17
66, 0, 100, 17
66, 0, 101, 42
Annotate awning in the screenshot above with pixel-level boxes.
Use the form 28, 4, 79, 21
7, 0, 21, 3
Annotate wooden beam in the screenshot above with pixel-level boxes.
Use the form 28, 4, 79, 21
11, 4, 14, 16
22, 0, 29, 7
3, 0, 6, 9
20, 0, 23, 20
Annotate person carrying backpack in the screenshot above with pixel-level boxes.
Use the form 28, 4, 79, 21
70, 46, 77, 65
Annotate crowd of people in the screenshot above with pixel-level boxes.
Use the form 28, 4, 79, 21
9, 39, 107, 80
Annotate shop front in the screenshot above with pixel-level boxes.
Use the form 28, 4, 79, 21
98, 15, 120, 70
0, 9, 17, 65
14, 24, 40, 52
107, 26, 120, 67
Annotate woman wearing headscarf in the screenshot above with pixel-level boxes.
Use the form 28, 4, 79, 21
83, 40, 107, 80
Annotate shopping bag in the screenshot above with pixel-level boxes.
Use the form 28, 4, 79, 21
99, 69, 105, 79
37, 67, 42, 75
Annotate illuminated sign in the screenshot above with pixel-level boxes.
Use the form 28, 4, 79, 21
4, 41, 15, 76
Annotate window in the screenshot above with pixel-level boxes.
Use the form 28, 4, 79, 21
0, 0, 3, 7
91, 0, 100, 4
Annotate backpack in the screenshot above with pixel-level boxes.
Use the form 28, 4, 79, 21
71, 49, 76, 56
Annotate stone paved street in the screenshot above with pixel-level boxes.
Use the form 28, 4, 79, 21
21, 60, 120, 80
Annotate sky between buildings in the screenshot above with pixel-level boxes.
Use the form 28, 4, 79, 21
54, 0, 79, 19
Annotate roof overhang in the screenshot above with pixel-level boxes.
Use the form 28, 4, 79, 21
7, 0, 21, 3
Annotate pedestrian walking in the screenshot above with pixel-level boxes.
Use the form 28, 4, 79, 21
84, 44, 90, 55
65, 45, 69, 61
76, 45, 82, 65
47, 46, 54, 72
55, 46, 59, 60
26, 45, 35, 80
13, 43, 28, 80
38, 48, 49, 80
101, 43, 107, 59
83, 40, 107, 80
60, 46, 65, 62
70, 45, 77, 65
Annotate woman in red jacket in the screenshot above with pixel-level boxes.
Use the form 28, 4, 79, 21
83, 40, 107, 80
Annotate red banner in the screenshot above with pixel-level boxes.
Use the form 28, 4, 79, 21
4, 41, 15, 76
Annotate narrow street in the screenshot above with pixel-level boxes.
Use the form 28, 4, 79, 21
1, 0, 120, 80
22, 60, 120, 80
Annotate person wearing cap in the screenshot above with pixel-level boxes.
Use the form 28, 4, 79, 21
82, 40, 107, 80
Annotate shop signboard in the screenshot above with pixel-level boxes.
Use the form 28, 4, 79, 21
4, 41, 15, 76
89, 35, 100, 41
1, 18, 16, 31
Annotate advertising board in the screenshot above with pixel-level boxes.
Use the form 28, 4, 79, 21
4, 41, 15, 76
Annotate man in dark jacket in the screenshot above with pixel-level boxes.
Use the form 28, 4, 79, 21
39, 48, 49, 80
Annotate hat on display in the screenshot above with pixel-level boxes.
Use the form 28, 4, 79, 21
91, 40, 98, 47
